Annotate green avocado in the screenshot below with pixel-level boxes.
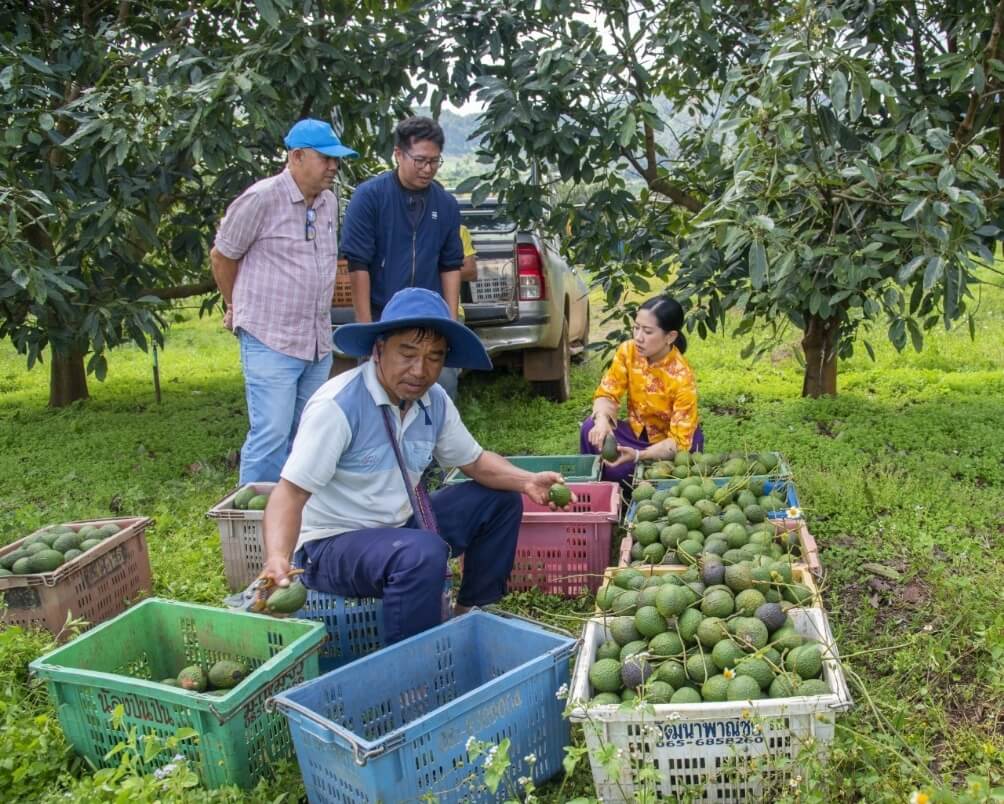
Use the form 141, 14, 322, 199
29, 549, 65, 573
232, 486, 257, 510
246, 494, 269, 511
177, 665, 208, 692
601, 433, 619, 462
265, 581, 308, 614
208, 660, 249, 690
548, 483, 571, 507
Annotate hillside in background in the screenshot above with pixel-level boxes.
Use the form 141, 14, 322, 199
418, 107, 482, 156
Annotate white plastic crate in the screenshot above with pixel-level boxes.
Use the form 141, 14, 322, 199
469, 274, 514, 303
206, 482, 275, 592
568, 608, 852, 802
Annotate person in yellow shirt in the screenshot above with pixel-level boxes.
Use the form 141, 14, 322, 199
459, 224, 477, 282
581, 295, 704, 484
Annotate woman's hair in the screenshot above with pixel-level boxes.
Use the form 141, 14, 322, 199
638, 295, 687, 354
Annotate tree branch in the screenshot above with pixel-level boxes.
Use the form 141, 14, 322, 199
135, 279, 217, 300
649, 177, 703, 213
907, 0, 927, 91
953, 0, 1004, 153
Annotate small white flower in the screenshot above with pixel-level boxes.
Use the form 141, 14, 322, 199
154, 763, 177, 780
555, 683, 569, 700
524, 752, 537, 764
465, 735, 476, 751
172, 753, 185, 762
518, 776, 530, 786
786, 507, 802, 518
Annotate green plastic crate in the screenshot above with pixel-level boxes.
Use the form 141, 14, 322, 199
444, 454, 602, 485
29, 597, 325, 790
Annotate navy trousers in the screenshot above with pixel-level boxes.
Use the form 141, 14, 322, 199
297, 482, 522, 644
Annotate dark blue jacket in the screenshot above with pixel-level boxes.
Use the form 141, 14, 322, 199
339, 171, 463, 313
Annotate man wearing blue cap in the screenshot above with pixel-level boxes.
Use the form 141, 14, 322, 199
211, 118, 358, 483
260, 287, 568, 644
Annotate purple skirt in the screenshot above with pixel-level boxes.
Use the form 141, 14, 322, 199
580, 416, 704, 484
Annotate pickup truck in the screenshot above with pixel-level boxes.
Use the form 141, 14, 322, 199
331, 197, 591, 402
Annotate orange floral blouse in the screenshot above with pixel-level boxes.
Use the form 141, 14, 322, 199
594, 341, 699, 449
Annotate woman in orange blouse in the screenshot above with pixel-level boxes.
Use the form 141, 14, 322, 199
580, 295, 703, 484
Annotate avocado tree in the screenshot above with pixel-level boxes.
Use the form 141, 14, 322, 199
457, 0, 1004, 396
0, 0, 454, 406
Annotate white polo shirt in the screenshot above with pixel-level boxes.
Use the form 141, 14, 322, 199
281, 361, 483, 547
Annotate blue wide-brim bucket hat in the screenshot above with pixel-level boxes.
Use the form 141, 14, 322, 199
334, 288, 493, 370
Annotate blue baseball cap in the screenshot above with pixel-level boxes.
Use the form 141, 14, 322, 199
284, 118, 358, 158
334, 288, 492, 370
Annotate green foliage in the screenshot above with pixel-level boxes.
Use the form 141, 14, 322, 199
0, 1, 469, 399
675, 3, 999, 366
457, 1, 1004, 394
0, 625, 71, 798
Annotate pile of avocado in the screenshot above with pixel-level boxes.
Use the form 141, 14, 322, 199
587, 566, 830, 705
627, 478, 795, 566
231, 486, 270, 511
0, 522, 121, 577
161, 659, 250, 694
640, 450, 783, 481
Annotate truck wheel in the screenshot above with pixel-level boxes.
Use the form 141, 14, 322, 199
528, 317, 571, 402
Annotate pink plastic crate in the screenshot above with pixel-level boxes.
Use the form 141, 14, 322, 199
507, 481, 621, 597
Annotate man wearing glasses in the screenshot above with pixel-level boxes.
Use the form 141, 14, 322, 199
340, 116, 465, 398
210, 118, 357, 483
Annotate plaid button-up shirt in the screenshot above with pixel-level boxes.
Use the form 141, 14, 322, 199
214, 168, 338, 360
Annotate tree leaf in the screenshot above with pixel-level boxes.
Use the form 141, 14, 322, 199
22, 53, 54, 75
255, 0, 280, 29
829, 70, 848, 115
897, 255, 924, 284
748, 241, 767, 289
906, 318, 923, 352
901, 198, 926, 222
856, 160, 878, 188
936, 165, 955, 192
618, 112, 635, 149
922, 255, 943, 291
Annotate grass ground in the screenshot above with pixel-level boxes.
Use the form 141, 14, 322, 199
1, 282, 1003, 802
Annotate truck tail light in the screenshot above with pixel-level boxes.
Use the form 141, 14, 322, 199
517, 244, 546, 301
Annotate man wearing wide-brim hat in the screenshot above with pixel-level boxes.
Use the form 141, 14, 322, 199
260, 287, 568, 644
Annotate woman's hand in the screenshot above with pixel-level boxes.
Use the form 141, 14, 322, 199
588, 415, 614, 451
605, 445, 641, 468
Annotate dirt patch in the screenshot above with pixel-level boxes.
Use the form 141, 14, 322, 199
841, 566, 930, 631
770, 344, 798, 364
709, 403, 749, 419
815, 420, 837, 438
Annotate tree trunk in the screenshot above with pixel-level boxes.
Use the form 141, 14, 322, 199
49, 351, 89, 407
800, 314, 839, 397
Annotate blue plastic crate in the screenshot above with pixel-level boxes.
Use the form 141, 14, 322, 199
272, 610, 576, 804
295, 590, 384, 674
625, 478, 800, 524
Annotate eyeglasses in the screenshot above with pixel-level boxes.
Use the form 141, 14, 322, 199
403, 151, 444, 170
305, 208, 317, 242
